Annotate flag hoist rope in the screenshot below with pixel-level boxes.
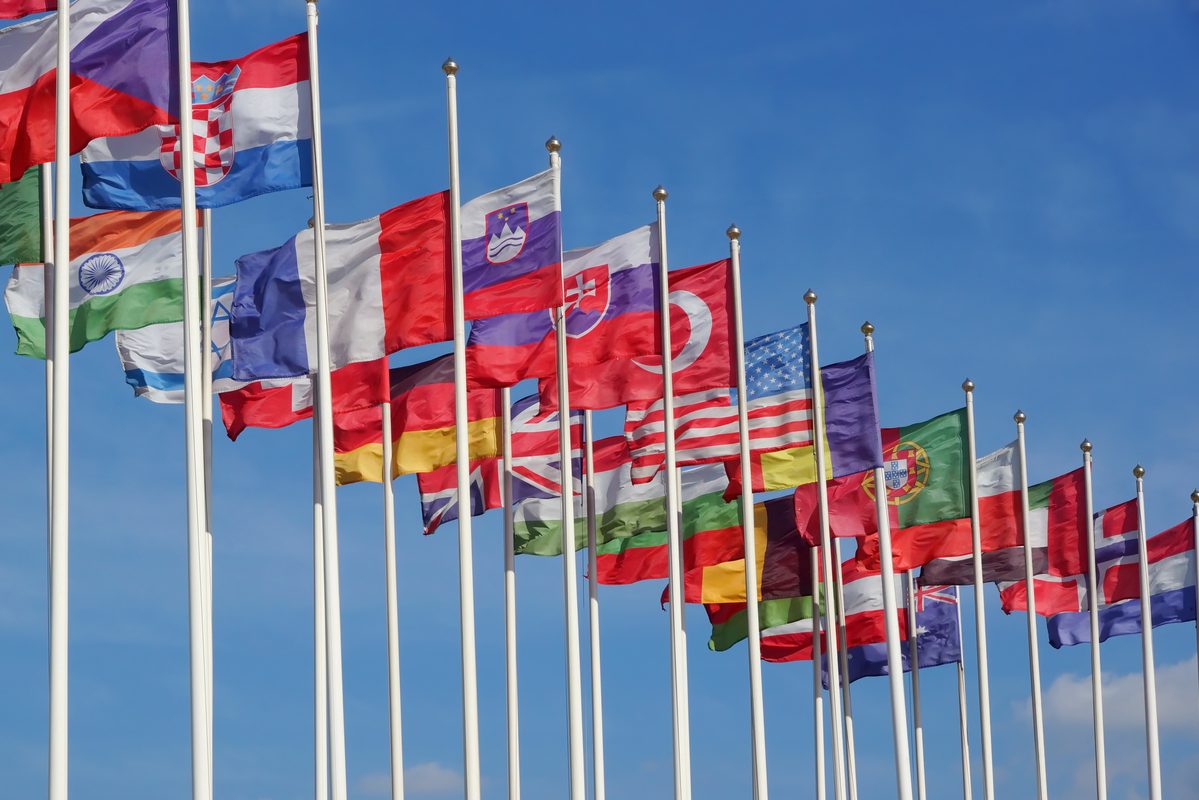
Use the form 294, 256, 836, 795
49, 3, 69, 797
382, 403, 407, 800
727, 225, 769, 799
803, 291, 848, 800
905, 572, 925, 800
1014, 412, 1048, 800
305, 4, 350, 799
501, 388, 521, 800
954, 584, 973, 800
547, 138, 587, 799
811, 545, 826, 800
831, 539, 859, 800
583, 412, 607, 800
653, 186, 693, 800
1132, 466, 1162, 800
1081, 441, 1107, 800
859, 321, 914, 800
177, 1, 213, 797
441, 57, 483, 799
963, 381, 995, 800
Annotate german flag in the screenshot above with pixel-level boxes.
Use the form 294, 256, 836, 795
334, 355, 501, 485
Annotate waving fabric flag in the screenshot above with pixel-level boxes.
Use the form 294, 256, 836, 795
0, 167, 40, 265
466, 224, 659, 387
0, 1, 55, 19
831, 584, 962, 685
417, 458, 502, 535
333, 355, 501, 484
5, 209, 191, 357
997, 499, 1136, 616
541, 259, 735, 411
1047, 517, 1197, 647
0, 0, 177, 184
116, 276, 245, 402
506, 392, 582, 506
593, 464, 740, 584
217, 358, 387, 441
82, 33, 312, 210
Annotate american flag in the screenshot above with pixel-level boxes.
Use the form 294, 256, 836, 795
624, 323, 814, 483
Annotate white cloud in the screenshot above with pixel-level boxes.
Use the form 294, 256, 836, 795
357, 762, 462, 797
1043, 655, 1199, 736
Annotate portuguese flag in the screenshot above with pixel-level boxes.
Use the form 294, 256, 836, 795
796, 408, 971, 572
0, 166, 40, 266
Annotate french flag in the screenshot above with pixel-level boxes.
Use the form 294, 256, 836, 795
466, 223, 660, 387
81, 33, 312, 210
0, 0, 177, 184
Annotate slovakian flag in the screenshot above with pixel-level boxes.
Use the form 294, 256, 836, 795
0, 0, 177, 184
333, 355, 502, 485
540, 259, 735, 411
1047, 516, 1197, 647
217, 357, 388, 441
0, 1, 54, 20
466, 223, 659, 387
82, 33, 312, 210
416, 458, 502, 535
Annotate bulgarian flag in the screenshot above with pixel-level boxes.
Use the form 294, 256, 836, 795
592, 463, 741, 584
0, 167, 41, 266
0, 1, 54, 19
5, 209, 192, 357
333, 355, 501, 485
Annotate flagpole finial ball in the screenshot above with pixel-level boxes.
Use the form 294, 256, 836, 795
726, 224, 741, 241
1190, 489, 1199, 504
1080, 439, 1092, 453
545, 136, 561, 153
653, 186, 668, 202
1134, 464, 1146, 479
860, 321, 874, 336
442, 59, 458, 76
803, 290, 817, 305
1014, 410, 1026, 424
962, 379, 975, 393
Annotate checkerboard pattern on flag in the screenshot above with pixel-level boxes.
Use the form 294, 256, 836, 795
163, 71, 235, 186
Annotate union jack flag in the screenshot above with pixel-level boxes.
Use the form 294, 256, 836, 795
914, 584, 958, 612
510, 393, 582, 505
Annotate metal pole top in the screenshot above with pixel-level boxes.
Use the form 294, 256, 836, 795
1081, 439, 1093, 453
726, 223, 741, 241
962, 378, 974, 393
860, 321, 874, 336
1014, 410, 1027, 424
545, 135, 561, 153
652, 185, 668, 202
1191, 489, 1199, 505
1133, 464, 1146, 479
442, 58, 458, 75
803, 289, 817, 305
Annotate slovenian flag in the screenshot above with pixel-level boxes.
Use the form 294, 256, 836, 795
0, 0, 177, 184
82, 34, 313, 211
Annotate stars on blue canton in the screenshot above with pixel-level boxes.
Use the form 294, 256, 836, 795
743, 323, 811, 402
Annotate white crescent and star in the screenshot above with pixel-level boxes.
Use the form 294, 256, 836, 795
632, 290, 712, 375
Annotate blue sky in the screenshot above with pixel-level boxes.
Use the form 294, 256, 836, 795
2, 1, 1199, 798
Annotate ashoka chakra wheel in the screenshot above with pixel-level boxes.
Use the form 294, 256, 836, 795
79, 253, 126, 296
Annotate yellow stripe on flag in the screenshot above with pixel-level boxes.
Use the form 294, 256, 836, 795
755, 441, 835, 492
698, 503, 770, 604
335, 417, 500, 485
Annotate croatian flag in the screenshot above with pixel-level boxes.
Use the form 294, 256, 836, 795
116, 276, 246, 402
467, 224, 660, 387
1047, 517, 1197, 647
0, 0, 176, 184
82, 34, 312, 210
460, 168, 563, 319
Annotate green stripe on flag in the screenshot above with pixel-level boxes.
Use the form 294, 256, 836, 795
0, 167, 41, 266
709, 595, 815, 652
1027, 477, 1053, 510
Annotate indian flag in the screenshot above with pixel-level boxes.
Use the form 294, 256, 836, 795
5, 209, 190, 357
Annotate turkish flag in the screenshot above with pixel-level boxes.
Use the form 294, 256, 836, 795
541, 259, 735, 411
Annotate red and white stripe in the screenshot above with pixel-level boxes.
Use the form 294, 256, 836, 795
624, 386, 814, 484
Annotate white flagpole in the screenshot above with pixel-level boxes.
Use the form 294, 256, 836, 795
905, 573, 926, 800
727, 225, 768, 798
48, 0, 70, 793
962, 381, 995, 800
860, 322, 914, 800
831, 539, 859, 800
583, 411, 607, 800
200, 207, 215, 790
313, 422, 329, 800
1081, 441, 1107, 800
1132, 466, 1162, 800
1192, 490, 1199, 692
653, 186, 692, 800
441, 58, 482, 799
954, 592, 973, 800
547, 139, 586, 799
176, 1, 213, 797
501, 388, 521, 800
304, 5, 349, 798
812, 545, 827, 800
381, 403, 406, 800
39, 162, 53, 530
803, 290, 847, 800
1013, 412, 1048, 800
